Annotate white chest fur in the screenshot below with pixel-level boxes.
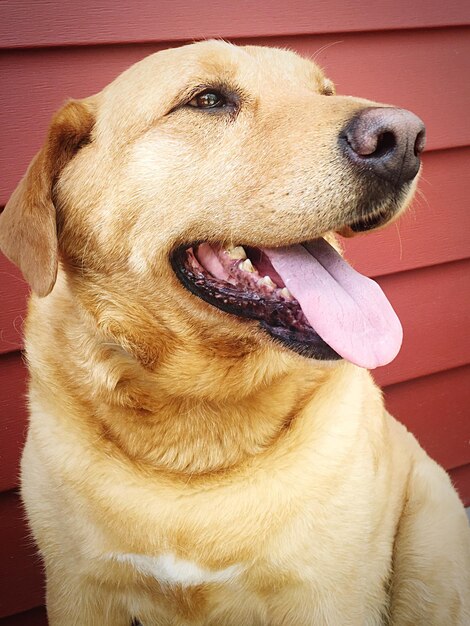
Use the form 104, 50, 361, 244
108, 552, 242, 587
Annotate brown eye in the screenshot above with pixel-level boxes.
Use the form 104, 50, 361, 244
188, 91, 225, 109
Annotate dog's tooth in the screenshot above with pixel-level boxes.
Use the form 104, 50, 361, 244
280, 287, 293, 300
258, 276, 276, 289
239, 259, 255, 273
227, 246, 247, 260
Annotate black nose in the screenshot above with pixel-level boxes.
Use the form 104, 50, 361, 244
340, 107, 426, 186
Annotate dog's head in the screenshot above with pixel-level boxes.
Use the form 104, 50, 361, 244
0, 41, 425, 377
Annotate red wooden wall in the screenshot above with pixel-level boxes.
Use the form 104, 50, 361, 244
0, 1, 469, 623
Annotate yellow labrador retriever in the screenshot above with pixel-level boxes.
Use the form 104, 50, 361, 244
0, 41, 469, 626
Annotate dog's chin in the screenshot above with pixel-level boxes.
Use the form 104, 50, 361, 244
344, 181, 414, 233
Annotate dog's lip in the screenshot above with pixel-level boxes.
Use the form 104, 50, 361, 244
338, 209, 395, 236
170, 237, 403, 369
170, 242, 341, 361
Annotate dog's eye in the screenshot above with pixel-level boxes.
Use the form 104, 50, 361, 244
188, 91, 226, 109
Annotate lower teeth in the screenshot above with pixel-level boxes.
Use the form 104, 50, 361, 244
239, 258, 255, 273
258, 276, 276, 288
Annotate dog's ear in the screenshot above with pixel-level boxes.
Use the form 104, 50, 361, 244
0, 99, 96, 297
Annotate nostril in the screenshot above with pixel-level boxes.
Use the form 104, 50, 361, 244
371, 131, 396, 158
344, 128, 397, 159
414, 129, 426, 156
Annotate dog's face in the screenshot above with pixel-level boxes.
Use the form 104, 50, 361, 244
0, 41, 425, 380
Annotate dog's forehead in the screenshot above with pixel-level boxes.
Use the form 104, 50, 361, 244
241, 44, 326, 87
107, 40, 325, 98
191, 41, 325, 88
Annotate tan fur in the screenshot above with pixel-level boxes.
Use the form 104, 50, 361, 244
1, 41, 469, 625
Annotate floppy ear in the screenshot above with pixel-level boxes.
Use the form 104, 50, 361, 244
0, 99, 96, 297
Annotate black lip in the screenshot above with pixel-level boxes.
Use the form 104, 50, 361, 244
345, 182, 410, 233
260, 323, 341, 360
350, 210, 392, 232
170, 246, 341, 361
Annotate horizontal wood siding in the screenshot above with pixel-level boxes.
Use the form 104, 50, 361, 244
373, 258, 470, 386
1, 0, 468, 49
0, 607, 47, 626
0, 352, 28, 492
384, 365, 470, 471
450, 464, 470, 507
0, 258, 27, 354
0, 1, 469, 621
0, 491, 44, 619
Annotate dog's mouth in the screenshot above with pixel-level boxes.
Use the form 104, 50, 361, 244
171, 237, 403, 369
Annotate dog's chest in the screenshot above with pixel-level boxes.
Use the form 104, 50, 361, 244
109, 551, 242, 586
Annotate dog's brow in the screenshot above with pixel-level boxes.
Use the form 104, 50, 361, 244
167, 80, 248, 112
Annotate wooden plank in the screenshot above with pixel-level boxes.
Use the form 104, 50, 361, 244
449, 464, 470, 508
0, 491, 44, 619
1, 0, 469, 49
0, 256, 27, 354
374, 258, 470, 387
384, 365, 470, 472
0, 352, 28, 493
0, 607, 47, 626
342, 147, 470, 278
1, 27, 469, 204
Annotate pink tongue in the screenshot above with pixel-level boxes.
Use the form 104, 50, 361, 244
263, 239, 402, 369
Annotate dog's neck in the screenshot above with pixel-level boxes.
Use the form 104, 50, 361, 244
27, 278, 338, 475
79, 332, 334, 474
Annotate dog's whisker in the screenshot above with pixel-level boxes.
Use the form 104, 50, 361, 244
394, 222, 404, 262
311, 40, 343, 64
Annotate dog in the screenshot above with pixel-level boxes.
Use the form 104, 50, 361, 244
0, 40, 469, 625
